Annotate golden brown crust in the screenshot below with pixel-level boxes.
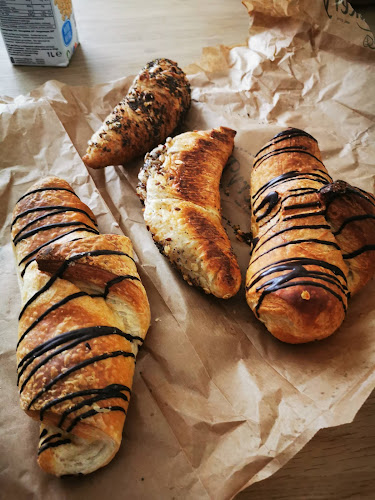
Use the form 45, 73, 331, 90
246, 129, 348, 343
12, 177, 150, 475
166, 127, 236, 210
318, 181, 375, 295
12, 176, 99, 276
82, 58, 191, 169
137, 127, 241, 299
246, 128, 375, 343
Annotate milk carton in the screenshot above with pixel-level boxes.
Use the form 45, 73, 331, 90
0, 0, 79, 66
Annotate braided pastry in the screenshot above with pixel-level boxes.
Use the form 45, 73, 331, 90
12, 177, 150, 475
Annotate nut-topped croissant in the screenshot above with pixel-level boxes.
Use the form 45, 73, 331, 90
12, 177, 150, 475
83, 58, 191, 169
246, 128, 375, 343
137, 127, 241, 299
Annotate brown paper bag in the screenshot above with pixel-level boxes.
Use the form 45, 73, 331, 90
1, 1, 374, 498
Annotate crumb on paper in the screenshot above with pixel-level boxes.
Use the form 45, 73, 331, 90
155, 317, 161, 322
233, 225, 253, 246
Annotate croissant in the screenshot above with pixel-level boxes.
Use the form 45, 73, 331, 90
82, 58, 191, 169
137, 127, 241, 299
12, 177, 150, 475
246, 128, 375, 343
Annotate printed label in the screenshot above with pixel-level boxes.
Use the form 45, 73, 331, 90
323, 0, 374, 49
0, 0, 79, 66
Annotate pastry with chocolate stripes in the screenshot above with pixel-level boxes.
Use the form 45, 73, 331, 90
12, 177, 150, 475
246, 128, 375, 343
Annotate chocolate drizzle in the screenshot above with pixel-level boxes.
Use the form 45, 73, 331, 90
251, 238, 340, 266
14, 221, 99, 246
17, 274, 139, 348
318, 180, 375, 260
247, 257, 349, 317
343, 245, 375, 260
18, 249, 135, 321
39, 428, 48, 438
284, 201, 321, 211
272, 128, 317, 142
18, 227, 99, 267
255, 191, 322, 230
58, 386, 129, 429
247, 131, 356, 319
254, 268, 347, 317
282, 211, 326, 222
65, 406, 127, 433
17, 291, 88, 348
12, 205, 97, 229
40, 432, 62, 446
17, 326, 143, 394
249, 257, 348, 283
27, 350, 135, 411
253, 147, 325, 170
255, 129, 317, 158
254, 191, 279, 222
333, 214, 375, 235
254, 225, 331, 252
20, 258, 36, 278
39, 383, 131, 421
252, 170, 331, 203
103, 275, 140, 297
16, 187, 79, 204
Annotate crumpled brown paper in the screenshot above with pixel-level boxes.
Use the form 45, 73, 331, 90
1, 1, 374, 499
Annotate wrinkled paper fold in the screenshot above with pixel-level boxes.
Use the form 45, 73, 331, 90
0, 1, 374, 498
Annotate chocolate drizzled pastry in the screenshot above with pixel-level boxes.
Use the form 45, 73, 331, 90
12, 176, 150, 475
246, 128, 375, 343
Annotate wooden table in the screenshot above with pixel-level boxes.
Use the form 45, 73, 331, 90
1, 1, 374, 498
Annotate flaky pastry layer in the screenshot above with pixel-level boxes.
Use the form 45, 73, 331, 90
12, 177, 150, 475
137, 127, 241, 299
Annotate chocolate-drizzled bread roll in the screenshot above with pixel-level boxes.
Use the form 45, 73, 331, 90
83, 58, 191, 169
137, 127, 241, 299
12, 177, 150, 475
246, 128, 375, 343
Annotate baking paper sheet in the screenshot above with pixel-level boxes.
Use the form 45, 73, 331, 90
0, 1, 374, 498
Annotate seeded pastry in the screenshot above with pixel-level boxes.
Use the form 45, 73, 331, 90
83, 58, 191, 169
246, 128, 375, 343
12, 177, 150, 475
137, 127, 241, 299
